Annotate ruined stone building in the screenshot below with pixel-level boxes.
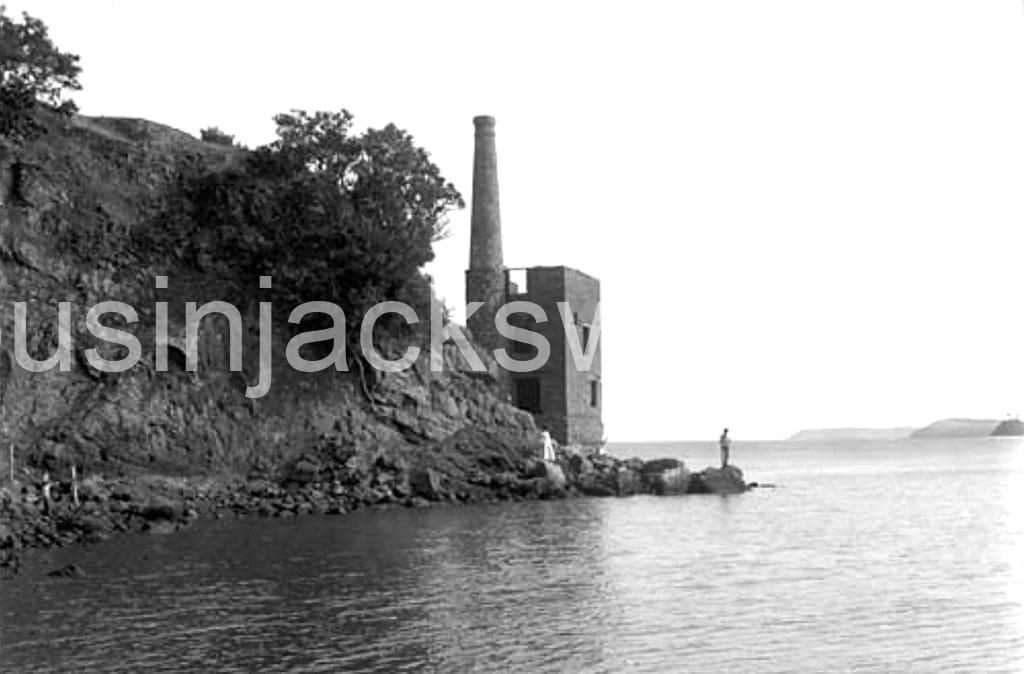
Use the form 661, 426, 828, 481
465, 116, 603, 447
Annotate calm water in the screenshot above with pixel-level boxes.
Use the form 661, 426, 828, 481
2, 438, 1022, 672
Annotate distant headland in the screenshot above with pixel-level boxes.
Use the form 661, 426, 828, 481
788, 428, 916, 442
789, 418, 1023, 441
911, 418, 1023, 438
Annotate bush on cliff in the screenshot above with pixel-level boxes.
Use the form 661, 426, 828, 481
199, 126, 237, 147
0, 6, 81, 143
143, 109, 463, 328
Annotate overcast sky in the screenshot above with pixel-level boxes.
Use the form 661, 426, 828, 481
14, 0, 1024, 440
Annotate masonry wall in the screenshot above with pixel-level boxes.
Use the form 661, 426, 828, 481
561, 268, 603, 447
465, 116, 506, 355
465, 268, 507, 354
505, 266, 603, 447
507, 267, 567, 442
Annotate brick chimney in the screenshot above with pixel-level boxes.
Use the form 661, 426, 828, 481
466, 115, 506, 352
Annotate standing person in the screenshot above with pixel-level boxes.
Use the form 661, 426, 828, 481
719, 428, 731, 468
541, 430, 555, 462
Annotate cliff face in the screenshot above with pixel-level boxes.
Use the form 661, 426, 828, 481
0, 114, 538, 487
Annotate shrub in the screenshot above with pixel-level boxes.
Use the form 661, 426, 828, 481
0, 6, 81, 142
199, 126, 236, 147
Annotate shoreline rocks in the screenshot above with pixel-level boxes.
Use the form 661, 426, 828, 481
0, 450, 752, 574
687, 465, 747, 495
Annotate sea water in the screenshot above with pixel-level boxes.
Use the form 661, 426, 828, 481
1, 438, 1021, 672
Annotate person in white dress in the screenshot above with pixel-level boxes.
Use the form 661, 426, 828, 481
541, 430, 556, 462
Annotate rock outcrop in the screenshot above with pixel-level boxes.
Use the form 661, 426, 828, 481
640, 458, 691, 495
687, 466, 747, 495
565, 452, 747, 498
46, 563, 85, 578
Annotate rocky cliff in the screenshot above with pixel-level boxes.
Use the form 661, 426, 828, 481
0, 114, 540, 522
0, 114, 751, 567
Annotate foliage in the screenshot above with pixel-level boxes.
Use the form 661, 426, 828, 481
199, 126, 236, 147
145, 109, 463, 330
0, 6, 81, 142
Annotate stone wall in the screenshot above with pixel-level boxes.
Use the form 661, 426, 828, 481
504, 266, 602, 446
507, 266, 567, 441
562, 267, 603, 446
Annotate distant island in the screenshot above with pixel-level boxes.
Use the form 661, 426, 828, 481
912, 419, 1005, 438
788, 428, 916, 442
992, 418, 1024, 436
789, 418, 1023, 441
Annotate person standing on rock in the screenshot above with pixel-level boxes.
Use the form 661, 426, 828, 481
541, 430, 556, 462
719, 428, 731, 469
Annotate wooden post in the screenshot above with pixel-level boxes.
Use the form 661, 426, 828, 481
41, 471, 52, 516
1, 401, 10, 485
71, 465, 79, 507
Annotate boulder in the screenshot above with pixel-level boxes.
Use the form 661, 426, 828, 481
409, 467, 447, 501
614, 466, 643, 496
518, 477, 566, 500
136, 495, 183, 522
47, 563, 85, 578
623, 457, 645, 472
143, 520, 180, 535
688, 466, 747, 495
589, 454, 618, 471
526, 460, 567, 489
286, 459, 320, 485
576, 472, 616, 497
566, 453, 594, 477
641, 458, 682, 473
76, 514, 111, 536
641, 459, 691, 495
407, 496, 431, 508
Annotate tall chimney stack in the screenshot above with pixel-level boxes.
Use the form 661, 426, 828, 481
469, 115, 503, 271
466, 115, 506, 353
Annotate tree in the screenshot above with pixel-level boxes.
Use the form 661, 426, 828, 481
147, 109, 463, 330
199, 126, 236, 147
0, 6, 81, 142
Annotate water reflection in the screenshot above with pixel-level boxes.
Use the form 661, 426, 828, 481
2, 439, 1022, 672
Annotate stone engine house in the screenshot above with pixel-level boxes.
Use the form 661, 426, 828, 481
465, 116, 603, 447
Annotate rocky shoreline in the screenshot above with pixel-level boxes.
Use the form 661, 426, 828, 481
0, 448, 749, 575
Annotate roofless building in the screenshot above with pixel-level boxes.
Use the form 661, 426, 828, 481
465, 116, 603, 447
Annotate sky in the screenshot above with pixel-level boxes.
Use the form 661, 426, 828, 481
11, 0, 1024, 440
